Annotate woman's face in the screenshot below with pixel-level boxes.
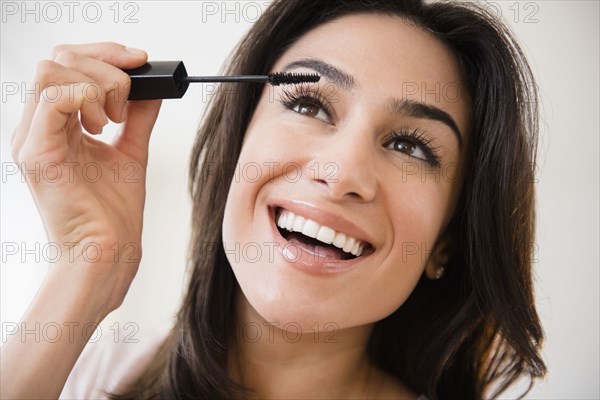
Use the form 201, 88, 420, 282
222, 13, 470, 330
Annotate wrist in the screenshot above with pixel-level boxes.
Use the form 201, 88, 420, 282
41, 266, 114, 323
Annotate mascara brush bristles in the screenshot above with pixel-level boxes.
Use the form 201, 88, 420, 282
267, 72, 320, 85
183, 72, 320, 86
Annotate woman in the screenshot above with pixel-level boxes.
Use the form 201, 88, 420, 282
2, 0, 546, 398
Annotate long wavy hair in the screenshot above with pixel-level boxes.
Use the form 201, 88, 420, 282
109, 1, 546, 398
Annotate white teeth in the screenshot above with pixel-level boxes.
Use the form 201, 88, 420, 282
342, 237, 355, 253
332, 232, 346, 248
277, 213, 288, 229
316, 226, 335, 244
302, 220, 320, 239
276, 209, 367, 257
292, 215, 306, 232
286, 213, 295, 231
351, 241, 360, 255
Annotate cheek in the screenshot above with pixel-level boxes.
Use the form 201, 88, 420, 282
344, 189, 444, 321
221, 119, 312, 302
222, 117, 291, 245
222, 146, 265, 252
375, 176, 450, 287
391, 180, 448, 254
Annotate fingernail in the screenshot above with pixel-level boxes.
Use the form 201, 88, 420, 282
124, 47, 146, 56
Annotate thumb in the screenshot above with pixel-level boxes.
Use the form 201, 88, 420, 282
112, 99, 162, 166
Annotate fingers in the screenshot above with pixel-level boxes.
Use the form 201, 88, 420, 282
12, 42, 151, 165
19, 83, 105, 164
52, 51, 131, 124
50, 42, 147, 69
113, 99, 162, 167
18, 42, 143, 130
49, 42, 148, 124
12, 60, 106, 160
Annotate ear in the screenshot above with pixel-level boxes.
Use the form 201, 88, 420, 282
424, 235, 452, 280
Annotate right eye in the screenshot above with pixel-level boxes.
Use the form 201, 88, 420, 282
279, 87, 333, 124
289, 97, 330, 122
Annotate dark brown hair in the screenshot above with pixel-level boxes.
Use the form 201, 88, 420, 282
109, 1, 545, 398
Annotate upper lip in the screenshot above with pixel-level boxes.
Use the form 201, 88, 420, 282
268, 198, 376, 250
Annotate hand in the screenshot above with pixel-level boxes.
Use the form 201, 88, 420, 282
10, 42, 162, 316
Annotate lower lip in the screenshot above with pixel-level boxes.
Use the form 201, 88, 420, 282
268, 207, 369, 276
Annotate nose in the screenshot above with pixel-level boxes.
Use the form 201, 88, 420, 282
309, 124, 378, 203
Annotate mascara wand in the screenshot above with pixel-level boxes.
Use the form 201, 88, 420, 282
123, 61, 320, 100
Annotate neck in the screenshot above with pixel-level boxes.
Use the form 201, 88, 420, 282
227, 288, 382, 399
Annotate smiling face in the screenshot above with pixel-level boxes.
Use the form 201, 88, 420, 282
222, 13, 470, 330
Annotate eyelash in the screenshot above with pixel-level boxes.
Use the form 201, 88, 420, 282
383, 129, 441, 167
278, 86, 441, 167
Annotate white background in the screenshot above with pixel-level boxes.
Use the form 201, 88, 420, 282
1, 1, 598, 398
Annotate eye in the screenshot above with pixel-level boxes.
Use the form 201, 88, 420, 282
387, 136, 428, 160
383, 129, 441, 167
290, 100, 330, 123
279, 86, 333, 124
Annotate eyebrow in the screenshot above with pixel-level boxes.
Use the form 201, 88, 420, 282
284, 58, 464, 150
285, 59, 355, 90
388, 99, 463, 149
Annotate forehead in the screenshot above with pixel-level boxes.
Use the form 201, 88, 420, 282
272, 12, 471, 137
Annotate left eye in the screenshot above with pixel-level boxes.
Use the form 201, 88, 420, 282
386, 137, 428, 161
290, 100, 330, 123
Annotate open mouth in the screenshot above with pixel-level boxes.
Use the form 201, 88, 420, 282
273, 207, 374, 261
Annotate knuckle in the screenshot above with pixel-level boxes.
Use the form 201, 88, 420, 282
35, 59, 58, 83
53, 50, 78, 67
50, 44, 68, 60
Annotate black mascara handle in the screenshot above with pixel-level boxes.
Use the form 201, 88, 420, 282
123, 61, 189, 100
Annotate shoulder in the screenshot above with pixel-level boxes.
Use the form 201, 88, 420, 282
59, 324, 170, 400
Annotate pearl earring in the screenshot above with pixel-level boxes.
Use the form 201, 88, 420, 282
435, 266, 445, 279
